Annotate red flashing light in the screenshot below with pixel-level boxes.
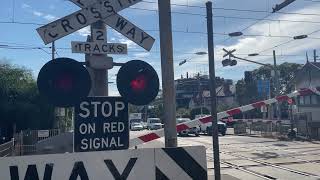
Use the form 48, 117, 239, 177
54, 74, 74, 92
130, 75, 147, 92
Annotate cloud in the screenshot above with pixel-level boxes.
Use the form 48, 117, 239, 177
44, 14, 57, 21
77, 27, 91, 37
21, 3, 31, 9
133, 52, 151, 58
214, 3, 320, 67
22, 4, 57, 22
32, 11, 43, 17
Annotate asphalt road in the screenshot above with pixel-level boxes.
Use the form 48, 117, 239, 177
130, 129, 320, 180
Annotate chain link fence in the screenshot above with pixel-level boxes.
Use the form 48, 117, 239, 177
233, 119, 291, 138
12, 129, 67, 156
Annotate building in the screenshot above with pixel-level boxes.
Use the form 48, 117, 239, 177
293, 62, 320, 139
175, 73, 235, 110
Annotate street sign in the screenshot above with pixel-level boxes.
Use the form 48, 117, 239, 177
70, 0, 155, 51
0, 146, 207, 180
37, 58, 91, 107
74, 97, 129, 152
257, 80, 270, 96
37, 130, 50, 138
37, 0, 142, 44
71, 41, 127, 54
103, 14, 155, 51
92, 28, 106, 42
0, 148, 154, 180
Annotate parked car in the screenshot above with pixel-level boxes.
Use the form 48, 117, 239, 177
141, 122, 148, 129
129, 119, 143, 129
130, 122, 144, 131
195, 114, 210, 119
221, 117, 236, 127
200, 121, 227, 136
176, 118, 200, 136
147, 118, 163, 130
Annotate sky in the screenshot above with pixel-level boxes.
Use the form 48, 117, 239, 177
1, 0, 320, 95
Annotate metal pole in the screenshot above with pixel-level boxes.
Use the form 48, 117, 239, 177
199, 78, 203, 115
51, 41, 55, 60
158, 0, 177, 147
52, 41, 60, 129
206, 2, 221, 180
273, 50, 280, 120
87, 21, 108, 96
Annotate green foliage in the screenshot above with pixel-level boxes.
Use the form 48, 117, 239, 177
0, 62, 54, 136
217, 102, 238, 112
236, 62, 302, 118
190, 107, 210, 119
176, 108, 190, 118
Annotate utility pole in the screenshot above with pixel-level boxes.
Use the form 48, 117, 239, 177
52, 41, 59, 129
158, 0, 177, 147
314, 49, 317, 63
198, 78, 203, 115
86, 21, 108, 96
51, 41, 55, 60
206, 2, 221, 180
273, 50, 280, 120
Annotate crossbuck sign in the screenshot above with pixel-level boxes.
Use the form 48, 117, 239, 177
37, 0, 155, 51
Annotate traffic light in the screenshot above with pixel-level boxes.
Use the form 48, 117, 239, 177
37, 58, 91, 107
222, 59, 237, 67
117, 60, 159, 106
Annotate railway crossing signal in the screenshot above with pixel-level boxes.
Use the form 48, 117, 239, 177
117, 60, 159, 106
36, 0, 158, 106
37, 58, 91, 107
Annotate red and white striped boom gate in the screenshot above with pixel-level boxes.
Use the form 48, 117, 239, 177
129, 88, 320, 147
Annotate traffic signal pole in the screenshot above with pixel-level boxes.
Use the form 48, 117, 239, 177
158, 0, 177, 147
273, 50, 280, 120
87, 21, 108, 96
206, 2, 221, 180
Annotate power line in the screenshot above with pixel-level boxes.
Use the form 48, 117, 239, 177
0, 43, 308, 60
3, 12, 320, 27
2, 21, 320, 41
256, 27, 320, 55
137, 1, 320, 16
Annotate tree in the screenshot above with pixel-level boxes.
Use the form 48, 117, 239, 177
0, 62, 55, 137
176, 108, 190, 118
190, 107, 210, 119
235, 62, 302, 118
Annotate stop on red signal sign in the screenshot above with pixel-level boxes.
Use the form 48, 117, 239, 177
37, 58, 91, 107
117, 60, 159, 106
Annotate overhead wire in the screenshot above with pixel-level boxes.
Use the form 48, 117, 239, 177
2, 0, 319, 62
138, 0, 320, 16
255, 27, 320, 55
0, 43, 311, 59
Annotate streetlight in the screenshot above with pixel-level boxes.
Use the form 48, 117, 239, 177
178, 59, 187, 66
248, 53, 259, 57
293, 35, 308, 40
195, 51, 208, 55
228, 32, 243, 37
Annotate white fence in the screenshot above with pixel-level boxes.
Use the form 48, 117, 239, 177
0, 140, 14, 157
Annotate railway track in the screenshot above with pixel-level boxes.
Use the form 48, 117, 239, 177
187, 137, 320, 179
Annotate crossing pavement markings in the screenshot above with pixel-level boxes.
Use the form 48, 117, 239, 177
155, 146, 207, 180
